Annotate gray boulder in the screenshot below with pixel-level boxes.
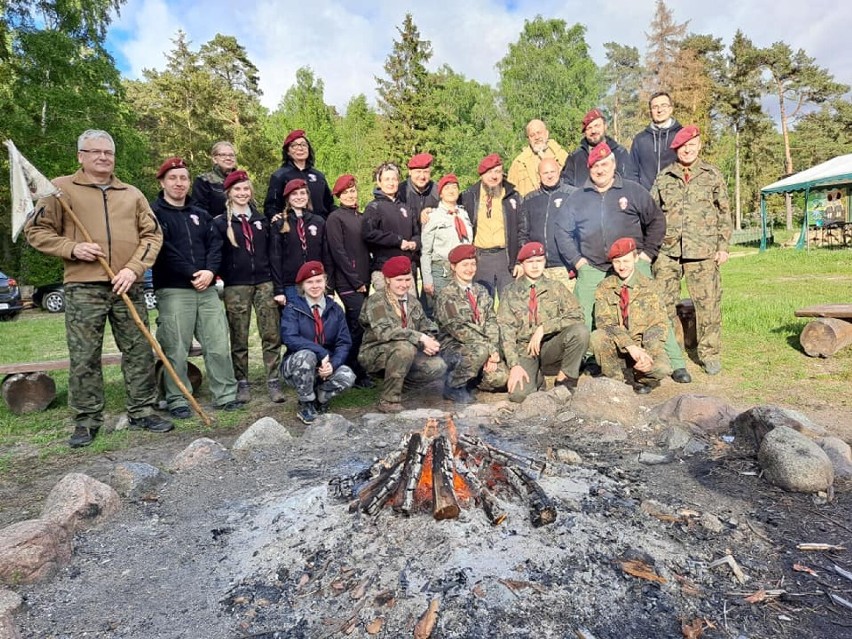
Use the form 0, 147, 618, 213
170, 437, 231, 472
758, 426, 834, 493
652, 394, 738, 434
0, 519, 72, 585
40, 473, 120, 532
732, 405, 827, 452
817, 437, 852, 484
301, 414, 356, 444
0, 587, 22, 639
572, 377, 642, 427
232, 417, 293, 451
110, 462, 168, 501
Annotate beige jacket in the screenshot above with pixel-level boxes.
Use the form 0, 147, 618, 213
507, 140, 569, 197
26, 169, 162, 283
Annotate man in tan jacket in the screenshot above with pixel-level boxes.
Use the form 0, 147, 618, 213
25, 129, 174, 448
507, 119, 568, 197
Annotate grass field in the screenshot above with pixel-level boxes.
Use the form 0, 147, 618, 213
0, 244, 850, 470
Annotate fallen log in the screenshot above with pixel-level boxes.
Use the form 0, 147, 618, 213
453, 457, 507, 525
507, 466, 558, 527
799, 317, 852, 358
1, 371, 56, 414
432, 436, 460, 520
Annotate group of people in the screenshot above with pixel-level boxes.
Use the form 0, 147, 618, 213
24, 91, 731, 447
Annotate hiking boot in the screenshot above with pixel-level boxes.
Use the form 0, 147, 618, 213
297, 401, 318, 425
268, 379, 285, 403
236, 380, 250, 403
443, 383, 474, 404
354, 376, 376, 389
128, 414, 175, 433
69, 424, 97, 448
316, 401, 330, 414
633, 382, 653, 395
221, 400, 245, 411
378, 400, 403, 413
671, 368, 692, 383
554, 376, 578, 392
703, 360, 722, 375
169, 405, 192, 419
582, 358, 602, 377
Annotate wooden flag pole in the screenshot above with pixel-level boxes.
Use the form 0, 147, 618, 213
54, 195, 213, 426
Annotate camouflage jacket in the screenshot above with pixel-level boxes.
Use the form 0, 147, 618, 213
359, 290, 438, 350
434, 281, 501, 352
651, 160, 732, 259
497, 274, 584, 367
594, 270, 668, 351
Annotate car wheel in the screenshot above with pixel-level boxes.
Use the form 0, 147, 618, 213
42, 290, 65, 313
144, 289, 157, 310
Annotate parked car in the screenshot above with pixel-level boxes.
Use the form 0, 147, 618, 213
33, 269, 158, 313
0, 271, 23, 320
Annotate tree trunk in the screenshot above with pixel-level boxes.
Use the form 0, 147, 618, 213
799, 318, 852, 358
777, 81, 795, 230
735, 127, 742, 230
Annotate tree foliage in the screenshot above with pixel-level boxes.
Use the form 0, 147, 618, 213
644, 0, 688, 93
602, 42, 643, 143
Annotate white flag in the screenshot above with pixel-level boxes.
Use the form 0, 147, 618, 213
5, 140, 58, 242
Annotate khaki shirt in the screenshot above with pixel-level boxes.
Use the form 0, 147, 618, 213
473, 185, 506, 249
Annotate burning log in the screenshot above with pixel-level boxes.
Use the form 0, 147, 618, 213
431, 435, 461, 520
362, 435, 424, 515
397, 433, 430, 515
453, 457, 507, 525
328, 433, 413, 501
506, 466, 558, 527
457, 434, 548, 476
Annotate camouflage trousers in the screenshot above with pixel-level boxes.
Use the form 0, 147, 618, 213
223, 282, 281, 382
653, 254, 722, 364
589, 330, 672, 383
359, 341, 447, 404
280, 349, 356, 403
156, 288, 237, 409
442, 340, 509, 390
635, 260, 686, 370
65, 283, 157, 429
507, 324, 590, 403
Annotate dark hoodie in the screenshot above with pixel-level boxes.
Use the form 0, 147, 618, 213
150, 194, 219, 290
361, 189, 421, 273
628, 119, 683, 190
561, 135, 634, 188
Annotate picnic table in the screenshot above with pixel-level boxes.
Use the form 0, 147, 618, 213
794, 304, 852, 358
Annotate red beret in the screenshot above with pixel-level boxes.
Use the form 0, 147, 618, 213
607, 237, 637, 260
437, 173, 459, 195
407, 153, 434, 169
295, 260, 325, 283
283, 178, 308, 199
332, 174, 356, 197
478, 153, 503, 175
670, 125, 700, 149
156, 156, 187, 180
587, 142, 613, 169
448, 244, 476, 264
381, 256, 412, 278
223, 170, 250, 191
283, 129, 306, 148
517, 242, 545, 262
582, 108, 605, 131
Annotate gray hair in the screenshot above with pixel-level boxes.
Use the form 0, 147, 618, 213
374, 162, 400, 182
211, 141, 235, 155
77, 129, 115, 152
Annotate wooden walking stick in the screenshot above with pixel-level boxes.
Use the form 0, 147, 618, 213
53, 194, 213, 426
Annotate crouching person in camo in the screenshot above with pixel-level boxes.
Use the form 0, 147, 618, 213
435, 244, 508, 404
280, 261, 356, 424
590, 237, 671, 394
498, 242, 589, 403
358, 256, 447, 413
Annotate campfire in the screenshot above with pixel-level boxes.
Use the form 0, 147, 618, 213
329, 418, 557, 527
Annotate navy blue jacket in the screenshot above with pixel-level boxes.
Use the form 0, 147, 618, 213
521, 182, 577, 269
209, 205, 275, 286
554, 176, 666, 272
628, 120, 683, 190
280, 295, 351, 370
264, 162, 334, 220
150, 194, 219, 290
561, 136, 634, 188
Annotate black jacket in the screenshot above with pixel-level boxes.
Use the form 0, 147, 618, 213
362, 189, 421, 273
209, 205, 275, 286
270, 210, 326, 292
561, 136, 634, 188
628, 120, 683, 190
150, 194, 219, 290
191, 166, 229, 218
460, 179, 528, 266
263, 162, 334, 220
325, 205, 370, 294
554, 175, 666, 271
521, 182, 577, 269
399, 178, 439, 219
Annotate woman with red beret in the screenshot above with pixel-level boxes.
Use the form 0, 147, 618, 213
263, 130, 334, 221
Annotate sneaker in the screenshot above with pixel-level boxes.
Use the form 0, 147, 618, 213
169, 406, 192, 419
128, 415, 175, 433
316, 401, 330, 414
69, 424, 97, 448
268, 379, 285, 403
354, 376, 376, 389
221, 400, 245, 411
297, 401, 318, 424
703, 360, 722, 375
236, 380, 250, 403
378, 400, 403, 413
442, 384, 474, 404
671, 368, 692, 384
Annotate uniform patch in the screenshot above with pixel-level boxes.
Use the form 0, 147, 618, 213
554, 198, 563, 208
190, 214, 200, 226
308, 224, 318, 236
400, 207, 408, 218
308, 174, 317, 182
254, 220, 263, 230
619, 197, 629, 211
509, 198, 517, 210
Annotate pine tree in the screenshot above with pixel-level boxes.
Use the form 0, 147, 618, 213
602, 43, 643, 143
644, 0, 688, 93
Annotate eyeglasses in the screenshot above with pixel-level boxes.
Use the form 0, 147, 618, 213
215, 153, 236, 158
79, 149, 115, 157
651, 104, 672, 111
289, 142, 309, 149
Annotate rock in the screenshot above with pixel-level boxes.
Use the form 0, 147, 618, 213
758, 426, 834, 493
457, 401, 513, 421
572, 377, 642, 427
109, 462, 168, 501
682, 438, 709, 455
582, 420, 627, 442
302, 415, 356, 443
732, 406, 827, 452
107, 413, 130, 433
0, 588, 22, 639
40, 473, 120, 533
553, 448, 582, 465
170, 438, 231, 472
0, 519, 72, 585
360, 413, 391, 429
638, 452, 673, 465
700, 512, 724, 533
817, 437, 852, 483
395, 408, 448, 421
232, 417, 293, 451
652, 394, 738, 434
512, 391, 563, 421
657, 424, 693, 451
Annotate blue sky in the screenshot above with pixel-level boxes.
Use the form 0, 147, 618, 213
106, 0, 851, 114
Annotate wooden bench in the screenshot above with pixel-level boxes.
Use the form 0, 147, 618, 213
1, 345, 204, 414
795, 304, 852, 358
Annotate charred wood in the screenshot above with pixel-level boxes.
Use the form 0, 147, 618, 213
398, 433, 430, 515
432, 436, 460, 520
454, 458, 507, 525
457, 434, 548, 477
508, 466, 558, 527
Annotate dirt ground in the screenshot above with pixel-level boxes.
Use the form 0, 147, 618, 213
3, 374, 852, 639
